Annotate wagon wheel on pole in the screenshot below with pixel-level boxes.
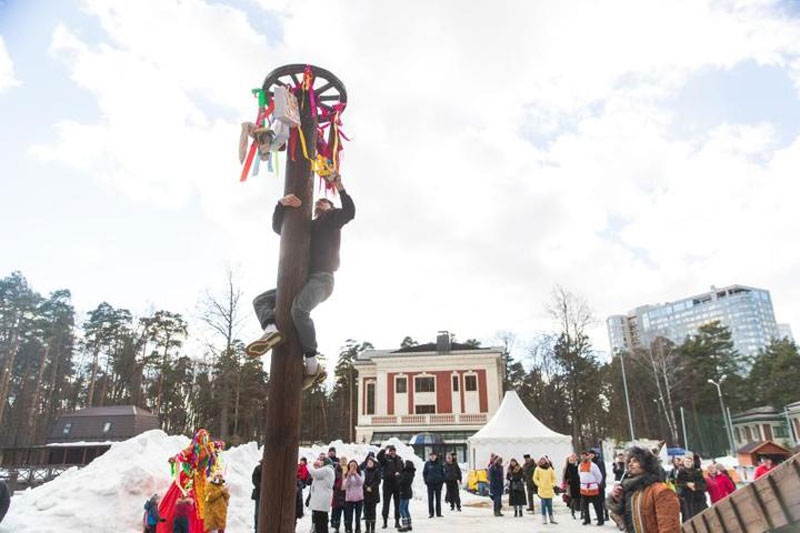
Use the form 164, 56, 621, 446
262, 64, 348, 125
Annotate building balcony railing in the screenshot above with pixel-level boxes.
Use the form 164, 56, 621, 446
365, 413, 487, 426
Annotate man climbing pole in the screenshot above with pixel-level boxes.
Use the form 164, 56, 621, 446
247, 171, 355, 390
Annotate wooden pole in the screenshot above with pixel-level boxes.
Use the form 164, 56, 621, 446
258, 86, 317, 533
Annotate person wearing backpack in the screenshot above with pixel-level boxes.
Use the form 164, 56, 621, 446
606, 446, 681, 533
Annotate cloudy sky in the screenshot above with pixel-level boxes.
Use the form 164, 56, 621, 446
2, 0, 800, 367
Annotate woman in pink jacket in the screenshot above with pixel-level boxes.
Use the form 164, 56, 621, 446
343, 460, 365, 533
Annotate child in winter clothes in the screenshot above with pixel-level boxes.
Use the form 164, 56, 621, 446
533, 457, 558, 525
398, 461, 416, 532
143, 494, 166, 533
343, 460, 365, 533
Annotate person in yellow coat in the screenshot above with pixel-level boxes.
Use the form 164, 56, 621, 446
204, 474, 230, 533
533, 457, 558, 525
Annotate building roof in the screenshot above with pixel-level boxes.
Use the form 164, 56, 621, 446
47, 405, 160, 444
357, 346, 502, 362
63, 405, 145, 417
736, 440, 792, 455
785, 400, 800, 412
469, 391, 571, 442
731, 405, 783, 423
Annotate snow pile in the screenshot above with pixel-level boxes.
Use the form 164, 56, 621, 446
1, 431, 426, 533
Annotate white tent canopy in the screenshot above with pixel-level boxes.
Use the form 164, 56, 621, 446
467, 390, 573, 470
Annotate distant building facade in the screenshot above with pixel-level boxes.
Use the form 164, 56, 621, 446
778, 323, 794, 342
731, 406, 792, 450
354, 332, 504, 462
607, 284, 780, 357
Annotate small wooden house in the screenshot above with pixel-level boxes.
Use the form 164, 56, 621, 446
737, 440, 792, 467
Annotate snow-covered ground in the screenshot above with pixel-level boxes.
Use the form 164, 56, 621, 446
293, 495, 620, 533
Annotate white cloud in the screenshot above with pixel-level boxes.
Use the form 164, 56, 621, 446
0, 35, 21, 91
30, 0, 800, 359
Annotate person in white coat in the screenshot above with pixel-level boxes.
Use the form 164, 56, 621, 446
309, 454, 336, 533
578, 450, 605, 526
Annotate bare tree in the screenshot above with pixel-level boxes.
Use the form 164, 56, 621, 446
196, 266, 247, 439
631, 337, 686, 444
546, 285, 595, 342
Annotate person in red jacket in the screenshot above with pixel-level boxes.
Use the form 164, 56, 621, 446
754, 457, 774, 479
705, 464, 736, 504
298, 457, 311, 484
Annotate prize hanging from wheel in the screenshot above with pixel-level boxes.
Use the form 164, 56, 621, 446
237, 64, 349, 195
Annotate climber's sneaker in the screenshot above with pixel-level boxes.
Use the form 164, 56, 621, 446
245, 324, 284, 357
302, 363, 327, 391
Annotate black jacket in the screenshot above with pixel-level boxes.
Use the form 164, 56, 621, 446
522, 460, 537, 488
593, 456, 607, 490
676, 467, 707, 504
252, 463, 262, 501
0, 480, 9, 525
364, 466, 382, 504
612, 461, 625, 482
377, 449, 404, 486
399, 465, 416, 500
444, 462, 462, 483
272, 189, 355, 274
563, 462, 581, 499
423, 460, 445, 486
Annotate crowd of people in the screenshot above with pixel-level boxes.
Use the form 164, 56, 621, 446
139, 443, 775, 533
487, 450, 605, 525
253, 445, 462, 533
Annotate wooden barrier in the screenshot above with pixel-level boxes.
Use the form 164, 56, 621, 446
682, 453, 800, 532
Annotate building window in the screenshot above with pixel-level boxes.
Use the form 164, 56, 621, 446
366, 383, 375, 415
734, 427, 741, 443
396, 377, 407, 394
774, 425, 788, 439
465, 375, 477, 391
452, 375, 459, 392
744, 426, 752, 442
102, 422, 112, 433
415, 376, 435, 393
63, 423, 72, 435
415, 404, 436, 414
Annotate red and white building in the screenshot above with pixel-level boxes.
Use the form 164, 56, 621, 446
354, 332, 504, 461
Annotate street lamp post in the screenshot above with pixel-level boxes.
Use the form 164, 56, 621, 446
708, 375, 735, 454
617, 349, 636, 441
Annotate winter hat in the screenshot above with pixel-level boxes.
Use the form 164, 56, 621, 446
625, 446, 660, 476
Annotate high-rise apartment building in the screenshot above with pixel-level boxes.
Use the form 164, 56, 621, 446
607, 285, 780, 357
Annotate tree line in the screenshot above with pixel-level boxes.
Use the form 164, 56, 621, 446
2, 272, 798, 455
0, 270, 369, 447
